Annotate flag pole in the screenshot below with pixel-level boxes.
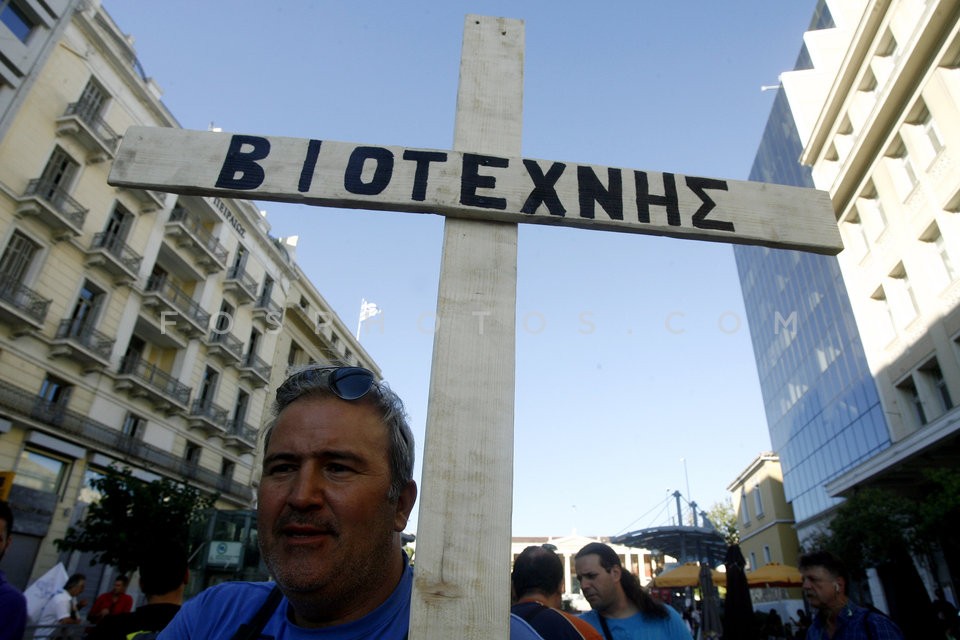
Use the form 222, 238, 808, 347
356, 298, 365, 341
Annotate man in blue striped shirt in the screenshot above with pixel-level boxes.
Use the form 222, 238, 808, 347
799, 551, 904, 639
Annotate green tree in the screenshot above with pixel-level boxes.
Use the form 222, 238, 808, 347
820, 486, 917, 573
707, 497, 740, 545
804, 469, 960, 582
55, 466, 216, 574
915, 468, 960, 548
810, 477, 960, 639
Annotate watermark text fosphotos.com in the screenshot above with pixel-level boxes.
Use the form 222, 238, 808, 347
158, 309, 798, 339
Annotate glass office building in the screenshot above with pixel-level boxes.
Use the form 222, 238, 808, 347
732, 7, 893, 537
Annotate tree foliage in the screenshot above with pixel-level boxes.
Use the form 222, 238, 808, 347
55, 466, 216, 574
822, 487, 916, 572
707, 497, 740, 545
807, 468, 960, 579
915, 468, 960, 544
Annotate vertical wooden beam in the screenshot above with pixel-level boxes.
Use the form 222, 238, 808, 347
409, 15, 523, 639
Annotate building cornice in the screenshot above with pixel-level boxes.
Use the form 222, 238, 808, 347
726, 452, 777, 491
73, 5, 178, 127
800, 0, 891, 167
825, 408, 960, 496
825, 0, 960, 215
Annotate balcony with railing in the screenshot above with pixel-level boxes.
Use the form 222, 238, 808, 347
50, 319, 114, 371
205, 329, 244, 365
188, 398, 229, 437
287, 298, 317, 331
141, 275, 211, 338
55, 102, 120, 162
165, 207, 228, 273
252, 294, 283, 328
123, 187, 166, 214
15, 178, 88, 238
0, 378, 252, 504
224, 419, 258, 453
238, 352, 272, 388
179, 460, 251, 502
0, 275, 50, 333
114, 355, 191, 413
223, 264, 258, 304
85, 232, 142, 282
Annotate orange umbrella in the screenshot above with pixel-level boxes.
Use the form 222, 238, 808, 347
746, 562, 803, 588
650, 562, 726, 588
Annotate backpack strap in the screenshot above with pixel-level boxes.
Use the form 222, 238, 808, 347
863, 610, 875, 640
230, 586, 284, 640
227, 585, 409, 640
598, 615, 615, 640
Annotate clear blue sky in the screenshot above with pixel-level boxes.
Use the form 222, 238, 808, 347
103, 1, 818, 537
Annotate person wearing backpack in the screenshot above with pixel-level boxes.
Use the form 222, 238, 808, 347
512, 545, 603, 640
798, 551, 904, 640
87, 546, 188, 640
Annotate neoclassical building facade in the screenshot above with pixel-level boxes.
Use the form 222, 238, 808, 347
0, 0, 377, 594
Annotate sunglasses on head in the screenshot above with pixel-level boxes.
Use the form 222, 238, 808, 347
280, 366, 377, 401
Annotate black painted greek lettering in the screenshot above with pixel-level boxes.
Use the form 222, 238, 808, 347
687, 177, 734, 232
461, 153, 508, 210
298, 139, 323, 193
521, 159, 567, 216
402, 150, 448, 201
577, 166, 622, 220
635, 171, 680, 226
344, 147, 395, 195
215, 135, 270, 190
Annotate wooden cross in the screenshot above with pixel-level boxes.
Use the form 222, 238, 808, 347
108, 15, 840, 639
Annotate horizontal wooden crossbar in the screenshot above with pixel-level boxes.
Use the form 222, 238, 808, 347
109, 126, 842, 255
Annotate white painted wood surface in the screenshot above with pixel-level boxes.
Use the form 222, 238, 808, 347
109, 129, 841, 255
408, 16, 522, 639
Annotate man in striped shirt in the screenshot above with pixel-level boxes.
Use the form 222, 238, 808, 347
799, 551, 905, 640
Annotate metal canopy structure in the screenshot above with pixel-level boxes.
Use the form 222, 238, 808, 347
611, 490, 728, 567
612, 525, 728, 568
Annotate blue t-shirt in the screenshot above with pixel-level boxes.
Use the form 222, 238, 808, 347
580, 605, 692, 639
158, 565, 544, 639
158, 567, 412, 640
0, 570, 28, 640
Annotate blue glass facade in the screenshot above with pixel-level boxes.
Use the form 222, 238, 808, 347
733, 86, 892, 527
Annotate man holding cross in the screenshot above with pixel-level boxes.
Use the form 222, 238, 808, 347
157, 364, 544, 639
109, 15, 840, 638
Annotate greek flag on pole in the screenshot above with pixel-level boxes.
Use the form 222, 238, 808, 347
360, 299, 381, 322
356, 299, 382, 339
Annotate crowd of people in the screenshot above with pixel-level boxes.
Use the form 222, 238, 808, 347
0, 500, 189, 640
0, 364, 953, 639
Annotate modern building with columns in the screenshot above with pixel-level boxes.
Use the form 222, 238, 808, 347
0, 0, 377, 596
735, 0, 960, 621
